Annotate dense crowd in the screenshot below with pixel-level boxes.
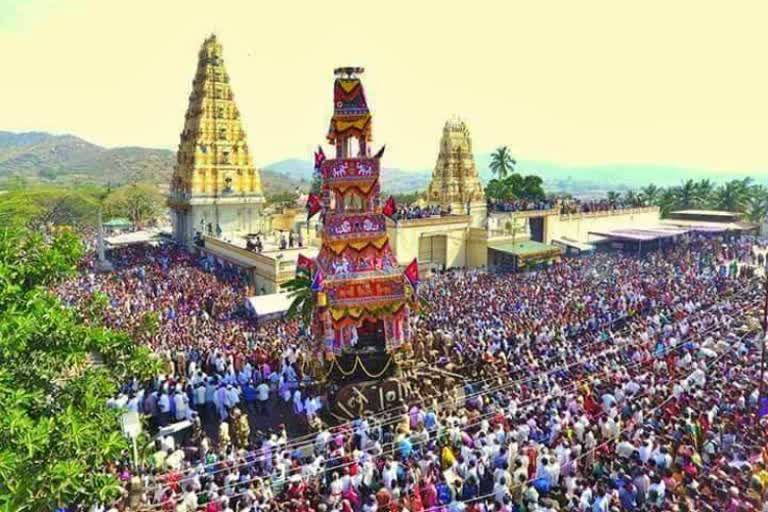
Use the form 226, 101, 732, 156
55, 236, 768, 511
488, 199, 556, 213
559, 198, 647, 216
393, 206, 448, 221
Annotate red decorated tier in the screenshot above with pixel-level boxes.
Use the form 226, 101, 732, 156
310, 69, 413, 358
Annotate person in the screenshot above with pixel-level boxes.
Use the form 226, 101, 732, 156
256, 379, 270, 415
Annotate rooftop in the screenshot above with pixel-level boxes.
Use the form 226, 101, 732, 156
489, 240, 562, 256
669, 209, 740, 217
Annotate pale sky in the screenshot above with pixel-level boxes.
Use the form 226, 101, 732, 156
2, 0, 767, 173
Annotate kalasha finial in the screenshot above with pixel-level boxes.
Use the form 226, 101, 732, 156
334, 67, 365, 78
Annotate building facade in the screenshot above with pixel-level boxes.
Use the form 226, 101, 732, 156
168, 34, 265, 246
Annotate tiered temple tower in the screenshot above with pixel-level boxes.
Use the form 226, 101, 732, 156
311, 68, 413, 418
426, 118, 487, 227
168, 34, 264, 246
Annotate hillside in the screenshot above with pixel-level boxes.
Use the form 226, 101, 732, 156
0, 131, 302, 192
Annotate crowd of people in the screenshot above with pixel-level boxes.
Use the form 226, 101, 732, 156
393, 205, 449, 221
488, 199, 557, 213
55, 235, 768, 511
559, 198, 647, 216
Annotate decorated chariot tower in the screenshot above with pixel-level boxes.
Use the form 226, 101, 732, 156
305, 68, 418, 419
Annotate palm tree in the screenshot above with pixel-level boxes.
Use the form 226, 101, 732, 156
695, 179, 716, 206
641, 184, 660, 206
283, 274, 314, 328
606, 191, 621, 203
623, 190, 638, 206
674, 180, 701, 210
745, 192, 768, 224
657, 188, 677, 217
489, 146, 516, 180
712, 178, 752, 212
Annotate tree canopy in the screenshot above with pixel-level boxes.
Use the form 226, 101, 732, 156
0, 227, 158, 510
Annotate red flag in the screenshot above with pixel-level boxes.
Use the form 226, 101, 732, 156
297, 254, 314, 275
404, 258, 419, 289
314, 146, 326, 170
306, 193, 322, 219
382, 196, 396, 218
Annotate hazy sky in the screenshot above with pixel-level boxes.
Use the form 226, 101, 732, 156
2, 0, 767, 173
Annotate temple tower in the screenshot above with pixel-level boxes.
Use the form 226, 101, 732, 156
168, 34, 264, 246
426, 118, 487, 227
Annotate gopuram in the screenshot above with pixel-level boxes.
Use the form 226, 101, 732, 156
426, 117, 487, 228
306, 68, 418, 420
168, 34, 264, 247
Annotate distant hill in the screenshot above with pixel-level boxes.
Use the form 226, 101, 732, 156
2, 131, 764, 198
0, 131, 302, 193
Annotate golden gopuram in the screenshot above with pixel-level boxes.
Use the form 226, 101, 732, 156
168, 34, 264, 246
426, 118, 487, 228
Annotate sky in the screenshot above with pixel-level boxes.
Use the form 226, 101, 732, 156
1, 0, 767, 174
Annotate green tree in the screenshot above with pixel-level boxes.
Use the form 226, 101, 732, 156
695, 179, 716, 205
485, 173, 545, 202
673, 179, 702, 210
488, 146, 516, 180
711, 178, 752, 212
657, 187, 677, 217
283, 274, 314, 328
0, 184, 103, 230
103, 182, 164, 227
745, 191, 768, 223
0, 228, 159, 510
641, 184, 661, 205
606, 191, 621, 203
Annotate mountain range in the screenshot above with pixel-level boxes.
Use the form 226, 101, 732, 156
0, 131, 302, 193
1, 131, 765, 197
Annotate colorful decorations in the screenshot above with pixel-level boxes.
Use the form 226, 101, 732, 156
324, 213, 386, 239
306, 193, 322, 219
404, 258, 420, 290
311, 68, 414, 358
297, 254, 314, 275
382, 196, 396, 219
314, 146, 326, 171
327, 76, 372, 144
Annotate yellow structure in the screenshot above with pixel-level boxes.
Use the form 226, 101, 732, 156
426, 118, 487, 228
168, 34, 265, 246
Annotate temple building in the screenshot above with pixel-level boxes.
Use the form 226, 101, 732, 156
426, 118, 487, 228
168, 34, 265, 246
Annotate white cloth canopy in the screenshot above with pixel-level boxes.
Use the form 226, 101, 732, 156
245, 292, 293, 320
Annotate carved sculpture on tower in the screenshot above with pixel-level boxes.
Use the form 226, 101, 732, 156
426, 118, 487, 227
168, 34, 264, 246
304, 68, 417, 420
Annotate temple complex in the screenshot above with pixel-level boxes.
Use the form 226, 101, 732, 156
426, 118, 487, 228
168, 34, 265, 246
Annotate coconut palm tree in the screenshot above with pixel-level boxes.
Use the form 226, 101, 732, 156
489, 146, 516, 180
745, 192, 768, 224
623, 190, 639, 206
695, 179, 716, 206
674, 179, 701, 210
657, 187, 677, 217
641, 184, 661, 206
712, 178, 752, 212
283, 274, 314, 328
606, 191, 621, 204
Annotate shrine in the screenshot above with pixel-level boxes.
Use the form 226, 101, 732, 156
306, 68, 417, 419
